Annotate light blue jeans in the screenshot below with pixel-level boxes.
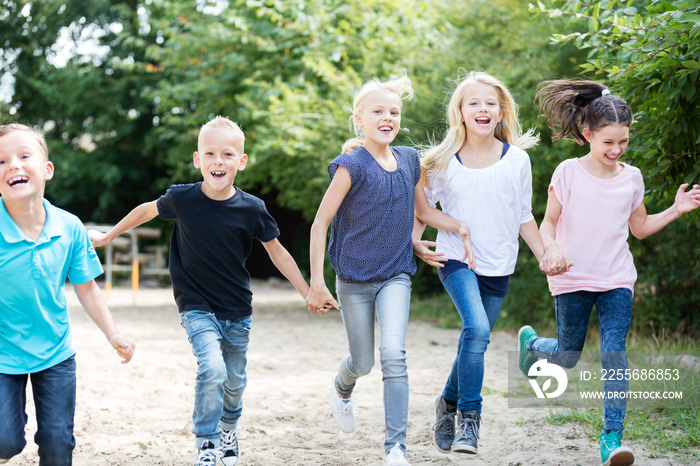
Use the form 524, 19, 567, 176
528, 289, 633, 436
441, 268, 504, 412
335, 273, 411, 454
180, 311, 251, 448
0, 355, 76, 465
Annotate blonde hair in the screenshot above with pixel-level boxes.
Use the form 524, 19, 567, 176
198, 115, 245, 150
342, 75, 414, 154
0, 123, 49, 160
421, 71, 539, 188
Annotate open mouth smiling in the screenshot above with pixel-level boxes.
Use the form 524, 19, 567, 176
211, 171, 226, 178
8, 175, 29, 187
476, 117, 491, 125
379, 125, 393, 133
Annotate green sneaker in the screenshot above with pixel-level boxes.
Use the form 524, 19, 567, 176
518, 325, 539, 379
599, 432, 634, 466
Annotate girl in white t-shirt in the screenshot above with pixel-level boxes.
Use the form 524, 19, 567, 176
518, 79, 700, 466
413, 71, 552, 456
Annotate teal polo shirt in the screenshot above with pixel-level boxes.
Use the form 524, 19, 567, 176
0, 198, 103, 374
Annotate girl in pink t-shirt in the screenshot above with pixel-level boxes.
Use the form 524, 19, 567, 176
518, 79, 700, 466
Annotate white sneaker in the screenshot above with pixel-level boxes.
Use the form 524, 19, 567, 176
331, 374, 357, 433
386, 443, 410, 466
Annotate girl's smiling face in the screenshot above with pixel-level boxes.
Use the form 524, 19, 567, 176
584, 123, 630, 167
355, 90, 403, 147
460, 82, 503, 138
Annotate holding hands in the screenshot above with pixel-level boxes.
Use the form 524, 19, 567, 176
305, 285, 339, 315
539, 244, 574, 276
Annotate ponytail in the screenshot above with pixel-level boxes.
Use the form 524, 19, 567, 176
536, 80, 632, 145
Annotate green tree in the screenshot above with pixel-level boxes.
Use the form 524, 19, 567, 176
532, 0, 700, 201
0, 0, 165, 221
533, 0, 700, 333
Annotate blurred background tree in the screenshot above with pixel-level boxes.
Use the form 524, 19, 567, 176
1, 0, 697, 335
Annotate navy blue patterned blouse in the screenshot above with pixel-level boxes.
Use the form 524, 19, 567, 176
328, 145, 421, 283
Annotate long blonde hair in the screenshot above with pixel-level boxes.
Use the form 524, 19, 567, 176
421, 71, 538, 188
342, 75, 413, 154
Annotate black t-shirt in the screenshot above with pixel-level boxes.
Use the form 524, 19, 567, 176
157, 182, 280, 319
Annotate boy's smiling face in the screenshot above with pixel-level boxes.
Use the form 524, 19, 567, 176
193, 128, 247, 201
0, 130, 54, 203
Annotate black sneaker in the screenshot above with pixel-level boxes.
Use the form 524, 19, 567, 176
452, 411, 480, 454
432, 395, 456, 453
220, 429, 240, 466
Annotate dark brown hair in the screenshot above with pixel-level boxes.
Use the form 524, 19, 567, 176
535, 80, 632, 145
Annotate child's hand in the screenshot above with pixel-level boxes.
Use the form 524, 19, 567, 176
458, 223, 476, 269
674, 183, 700, 215
109, 334, 135, 364
88, 229, 109, 248
306, 285, 339, 315
413, 239, 446, 268
539, 245, 573, 276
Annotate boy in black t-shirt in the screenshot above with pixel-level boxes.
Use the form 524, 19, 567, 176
89, 116, 309, 466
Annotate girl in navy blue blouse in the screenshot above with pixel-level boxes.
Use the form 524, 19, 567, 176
307, 75, 473, 466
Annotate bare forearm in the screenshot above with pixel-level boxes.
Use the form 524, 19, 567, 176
74, 281, 121, 341
520, 219, 544, 262
105, 201, 159, 242
268, 248, 309, 299
631, 206, 680, 240
416, 207, 464, 235
309, 221, 329, 286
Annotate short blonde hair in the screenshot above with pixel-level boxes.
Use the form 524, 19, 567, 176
421, 71, 538, 188
198, 116, 245, 151
342, 75, 413, 153
0, 123, 49, 160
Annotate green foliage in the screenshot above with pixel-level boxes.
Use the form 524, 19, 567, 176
532, 0, 700, 203
530, 0, 700, 334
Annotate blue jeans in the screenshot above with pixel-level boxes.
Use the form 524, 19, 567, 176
180, 311, 251, 448
0, 355, 76, 465
441, 268, 504, 412
335, 273, 411, 454
528, 289, 633, 435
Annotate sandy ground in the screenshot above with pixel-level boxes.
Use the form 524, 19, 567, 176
7, 281, 688, 465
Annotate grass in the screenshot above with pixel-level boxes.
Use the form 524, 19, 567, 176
410, 294, 700, 463
542, 407, 700, 463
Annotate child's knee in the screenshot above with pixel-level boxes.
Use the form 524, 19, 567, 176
0, 434, 26, 461
379, 347, 407, 377
197, 358, 228, 386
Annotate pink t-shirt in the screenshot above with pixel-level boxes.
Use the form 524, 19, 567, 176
546, 158, 645, 296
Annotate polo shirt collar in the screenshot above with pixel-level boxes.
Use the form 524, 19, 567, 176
0, 198, 64, 244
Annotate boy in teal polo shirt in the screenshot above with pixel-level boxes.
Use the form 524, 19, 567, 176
0, 123, 135, 465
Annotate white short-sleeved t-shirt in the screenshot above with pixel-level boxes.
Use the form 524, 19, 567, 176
425, 144, 535, 276
546, 158, 645, 296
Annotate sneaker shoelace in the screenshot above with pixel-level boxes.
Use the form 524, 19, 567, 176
458, 417, 480, 440
339, 399, 357, 416
433, 412, 455, 433
221, 429, 239, 452
196, 447, 223, 466
601, 434, 621, 451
